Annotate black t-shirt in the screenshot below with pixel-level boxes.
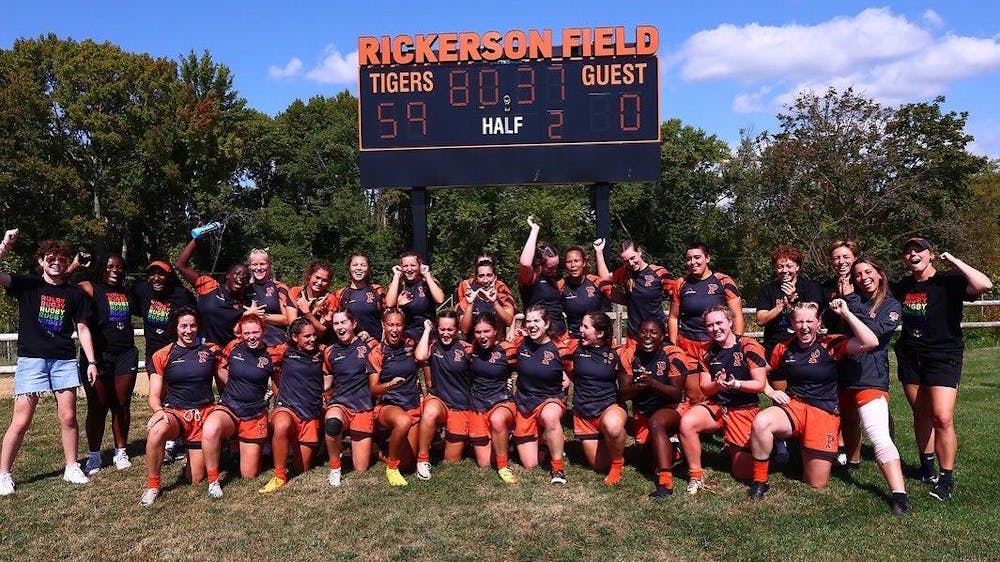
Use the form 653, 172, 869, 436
892, 271, 973, 354
7, 275, 91, 359
757, 277, 824, 352
368, 339, 420, 410
129, 281, 195, 360
219, 340, 274, 419
566, 343, 621, 418
839, 293, 901, 391
427, 340, 473, 410
89, 282, 135, 353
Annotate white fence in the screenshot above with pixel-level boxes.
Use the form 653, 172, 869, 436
1, 301, 998, 375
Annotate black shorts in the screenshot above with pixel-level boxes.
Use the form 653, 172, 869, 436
81, 347, 140, 379
895, 347, 962, 389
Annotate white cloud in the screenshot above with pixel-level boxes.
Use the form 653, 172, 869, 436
676, 8, 1000, 112
922, 9, 944, 28
305, 46, 358, 85
268, 57, 303, 80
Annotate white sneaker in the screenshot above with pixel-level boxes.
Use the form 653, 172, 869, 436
163, 440, 177, 463
207, 481, 223, 499
836, 452, 848, 466
686, 478, 704, 495
0, 471, 14, 496
416, 461, 432, 480
85, 452, 102, 475
113, 448, 132, 470
328, 468, 342, 487
63, 462, 90, 485
139, 487, 160, 506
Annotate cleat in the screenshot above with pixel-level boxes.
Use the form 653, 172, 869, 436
497, 467, 517, 484
670, 436, 684, 468
386, 467, 408, 487
85, 453, 102, 476
0, 472, 14, 496
549, 469, 567, 485
929, 479, 954, 501
847, 461, 861, 471
63, 462, 90, 485
773, 441, 789, 465
919, 463, 939, 484
139, 487, 160, 506
890, 493, 911, 515
836, 452, 848, 466
327, 468, 342, 487
113, 448, 132, 470
686, 478, 704, 496
649, 485, 674, 499
747, 481, 769, 500
207, 481, 223, 499
257, 476, 286, 494
416, 461, 432, 481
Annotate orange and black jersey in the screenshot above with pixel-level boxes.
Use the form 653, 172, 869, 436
368, 338, 420, 410
611, 264, 674, 338
151, 342, 222, 410
219, 339, 275, 419
334, 284, 385, 340
558, 274, 613, 338
839, 293, 901, 392
427, 339, 473, 410
272, 343, 328, 420
246, 279, 292, 346
324, 337, 376, 412
457, 278, 515, 331
564, 340, 622, 418
699, 336, 767, 408
770, 335, 850, 414
513, 338, 573, 413
399, 279, 437, 340
194, 275, 245, 347
620, 344, 696, 417
468, 341, 518, 412
673, 272, 740, 342
518, 268, 566, 336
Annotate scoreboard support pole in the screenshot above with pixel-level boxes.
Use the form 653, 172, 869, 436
594, 182, 611, 260
411, 186, 428, 261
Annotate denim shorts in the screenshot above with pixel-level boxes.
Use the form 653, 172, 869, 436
13, 357, 82, 396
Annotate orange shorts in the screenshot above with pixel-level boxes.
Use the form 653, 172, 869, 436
574, 404, 625, 441
211, 404, 270, 444
272, 406, 321, 446
325, 404, 375, 439
422, 395, 471, 441
469, 401, 515, 445
779, 398, 840, 459
629, 407, 682, 446
838, 389, 889, 411
513, 398, 566, 444
697, 402, 759, 451
374, 403, 422, 427
163, 404, 214, 449
675, 334, 707, 361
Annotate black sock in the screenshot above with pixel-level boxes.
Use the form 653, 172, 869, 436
920, 453, 935, 467
891, 491, 908, 500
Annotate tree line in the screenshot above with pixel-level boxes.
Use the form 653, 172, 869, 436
1, 35, 997, 328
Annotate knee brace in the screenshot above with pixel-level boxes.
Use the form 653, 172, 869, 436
859, 397, 900, 464
325, 417, 344, 438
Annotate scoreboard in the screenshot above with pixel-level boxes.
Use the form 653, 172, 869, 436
358, 26, 661, 189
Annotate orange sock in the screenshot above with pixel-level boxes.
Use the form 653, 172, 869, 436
417, 452, 430, 462
604, 458, 625, 485
387, 458, 401, 470
689, 468, 704, 481
274, 466, 287, 481
753, 458, 769, 483
147, 475, 161, 489
329, 457, 341, 470
496, 454, 508, 469
207, 468, 219, 483
551, 457, 565, 472
658, 469, 673, 488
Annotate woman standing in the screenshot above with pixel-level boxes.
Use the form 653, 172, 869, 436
130, 260, 195, 372
820, 240, 859, 335
141, 306, 222, 505
603, 239, 674, 345
334, 253, 386, 341
175, 236, 251, 348
457, 257, 516, 337
245, 248, 296, 346
79, 254, 140, 475
386, 253, 444, 342
892, 237, 992, 501
289, 260, 336, 340
668, 242, 743, 358
558, 241, 614, 340
518, 217, 567, 340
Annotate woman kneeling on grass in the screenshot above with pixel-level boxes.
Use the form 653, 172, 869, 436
258, 318, 330, 494
678, 306, 767, 496
747, 300, 877, 501
201, 314, 275, 499
141, 306, 222, 506
467, 313, 518, 483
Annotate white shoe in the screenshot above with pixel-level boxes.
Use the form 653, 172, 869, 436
686, 478, 704, 495
0, 471, 14, 496
63, 462, 90, 485
416, 461, 432, 480
139, 487, 160, 506
328, 468, 342, 487
207, 481, 223, 499
85, 453, 102, 475
836, 452, 848, 466
113, 448, 132, 470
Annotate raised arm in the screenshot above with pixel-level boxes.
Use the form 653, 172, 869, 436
385, 264, 403, 307
0, 228, 19, 288
940, 252, 993, 296
174, 238, 201, 286
829, 298, 878, 354
421, 264, 446, 305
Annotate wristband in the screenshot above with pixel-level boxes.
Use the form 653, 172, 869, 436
734, 380, 742, 390
87, 360, 97, 366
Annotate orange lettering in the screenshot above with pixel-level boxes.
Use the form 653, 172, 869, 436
594, 27, 615, 57
438, 33, 459, 62
392, 35, 414, 65
358, 36, 381, 66
636, 25, 659, 55
458, 32, 482, 61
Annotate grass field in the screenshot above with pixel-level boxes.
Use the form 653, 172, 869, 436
0, 349, 998, 561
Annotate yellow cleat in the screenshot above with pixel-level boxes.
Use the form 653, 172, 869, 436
386, 467, 408, 487
497, 467, 517, 484
257, 476, 286, 494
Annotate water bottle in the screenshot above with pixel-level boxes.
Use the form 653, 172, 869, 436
191, 222, 222, 239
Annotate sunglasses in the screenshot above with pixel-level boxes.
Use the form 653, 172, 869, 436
43, 255, 68, 265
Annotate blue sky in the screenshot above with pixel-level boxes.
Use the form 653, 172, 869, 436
5, 1, 1000, 157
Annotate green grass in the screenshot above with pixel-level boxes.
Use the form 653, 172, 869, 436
1, 349, 999, 561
